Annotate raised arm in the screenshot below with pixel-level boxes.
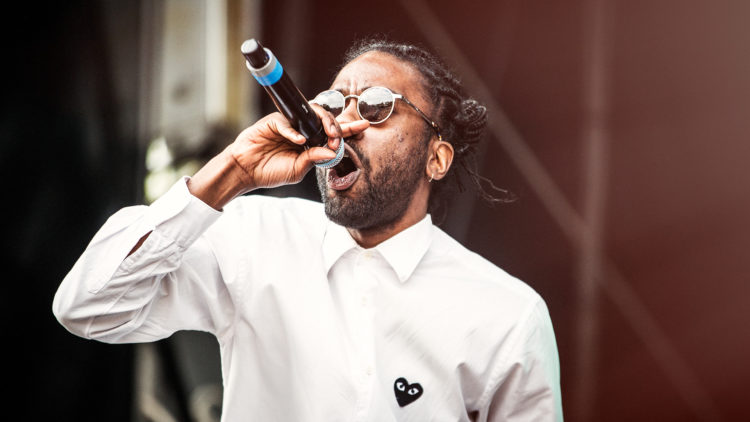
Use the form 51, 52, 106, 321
53, 109, 368, 343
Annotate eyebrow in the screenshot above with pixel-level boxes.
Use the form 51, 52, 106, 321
330, 85, 375, 96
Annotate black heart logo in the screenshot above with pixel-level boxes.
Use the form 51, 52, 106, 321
394, 377, 423, 407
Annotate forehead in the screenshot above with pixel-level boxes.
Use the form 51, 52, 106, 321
331, 51, 426, 100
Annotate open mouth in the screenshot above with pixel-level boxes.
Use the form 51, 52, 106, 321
327, 143, 362, 191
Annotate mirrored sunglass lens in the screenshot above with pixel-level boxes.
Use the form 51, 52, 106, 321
359, 87, 394, 123
313, 91, 344, 116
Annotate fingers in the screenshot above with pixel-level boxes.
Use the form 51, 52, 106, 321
235, 113, 306, 146
266, 116, 307, 145
339, 119, 370, 138
309, 104, 342, 150
256, 110, 369, 153
309, 105, 370, 146
309, 103, 371, 139
311, 104, 340, 136
229, 111, 348, 191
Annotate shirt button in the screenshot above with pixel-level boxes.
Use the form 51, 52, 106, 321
361, 297, 367, 307
366, 366, 373, 376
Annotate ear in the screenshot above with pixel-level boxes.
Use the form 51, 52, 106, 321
425, 139, 454, 182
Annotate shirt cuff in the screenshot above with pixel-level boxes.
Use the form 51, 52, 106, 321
146, 176, 223, 249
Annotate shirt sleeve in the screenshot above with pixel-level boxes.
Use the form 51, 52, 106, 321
481, 298, 563, 421
52, 177, 231, 344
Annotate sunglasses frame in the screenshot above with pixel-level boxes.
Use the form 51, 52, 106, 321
312, 86, 442, 141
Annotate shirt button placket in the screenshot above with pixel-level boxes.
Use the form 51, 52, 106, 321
352, 250, 377, 421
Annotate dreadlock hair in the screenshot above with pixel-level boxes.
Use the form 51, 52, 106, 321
341, 36, 514, 223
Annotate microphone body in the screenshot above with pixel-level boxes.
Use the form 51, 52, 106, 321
241, 39, 344, 168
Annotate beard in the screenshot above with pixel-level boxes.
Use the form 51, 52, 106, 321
316, 134, 428, 231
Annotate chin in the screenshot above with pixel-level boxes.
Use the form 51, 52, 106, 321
315, 147, 423, 231
322, 193, 407, 231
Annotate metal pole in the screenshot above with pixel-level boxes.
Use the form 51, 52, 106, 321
574, 0, 613, 418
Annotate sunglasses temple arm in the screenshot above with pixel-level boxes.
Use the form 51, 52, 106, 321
398, 95, 442, 140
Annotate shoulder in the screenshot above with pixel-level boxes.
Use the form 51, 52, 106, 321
413, 225, 550, 350
225, 193, 323, 213
210, 194, 327, 240
425, 226, 542, 307
224, 194, 324, 222
426, 225, 557, 344
412, 226, 559, 400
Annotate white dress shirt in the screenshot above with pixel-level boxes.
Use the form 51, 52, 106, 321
53, 177, 563, 421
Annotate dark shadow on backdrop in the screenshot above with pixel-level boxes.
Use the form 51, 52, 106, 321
1, 3, 139, 421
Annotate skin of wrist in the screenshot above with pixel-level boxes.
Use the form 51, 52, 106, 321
188, 146, 255, 210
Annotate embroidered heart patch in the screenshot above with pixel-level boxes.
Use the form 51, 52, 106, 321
394, 377, 423, 407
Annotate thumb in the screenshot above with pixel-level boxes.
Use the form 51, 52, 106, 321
294, 145, 338, 174
304, 145, 339, 164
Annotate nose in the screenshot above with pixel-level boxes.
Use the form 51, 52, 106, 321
336, 97, 360, 123
337, 98, 367, 142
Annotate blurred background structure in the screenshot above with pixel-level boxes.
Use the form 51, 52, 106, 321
2, 0, 748, 421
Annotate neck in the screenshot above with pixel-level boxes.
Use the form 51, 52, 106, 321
347, 183, 430, 249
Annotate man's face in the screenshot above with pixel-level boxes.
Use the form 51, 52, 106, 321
316, 51, 433, 230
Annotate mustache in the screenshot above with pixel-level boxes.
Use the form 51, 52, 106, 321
344, 138, 370, 170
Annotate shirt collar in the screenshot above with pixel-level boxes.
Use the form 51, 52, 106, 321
322, 219, 359, 274
322, 214, 434, 283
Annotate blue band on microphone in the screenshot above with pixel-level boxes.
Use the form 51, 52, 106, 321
253, 60, 283, 86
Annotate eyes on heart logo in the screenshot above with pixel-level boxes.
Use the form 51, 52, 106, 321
394, 377, 423, 407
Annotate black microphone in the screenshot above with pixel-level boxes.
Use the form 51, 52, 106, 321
241, 38, 344, 169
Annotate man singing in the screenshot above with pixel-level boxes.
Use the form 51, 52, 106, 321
54, 37, 563, 421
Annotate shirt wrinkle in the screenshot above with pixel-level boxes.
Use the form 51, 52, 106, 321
476, 297, 546, 411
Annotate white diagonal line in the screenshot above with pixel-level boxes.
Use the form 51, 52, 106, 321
398, 0, 723, 420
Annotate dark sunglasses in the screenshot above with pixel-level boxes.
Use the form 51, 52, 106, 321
311, 86, 442, 140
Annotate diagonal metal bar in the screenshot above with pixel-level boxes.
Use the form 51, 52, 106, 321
574, 0, 612, 419
439, 0, 521, 244
601, 257, 724, 421
399, 0, 585, 245
398, 0, 723, 420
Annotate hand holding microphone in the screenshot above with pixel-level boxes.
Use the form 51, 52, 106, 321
241, 38, 345, 169
186, 39, 370, 210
